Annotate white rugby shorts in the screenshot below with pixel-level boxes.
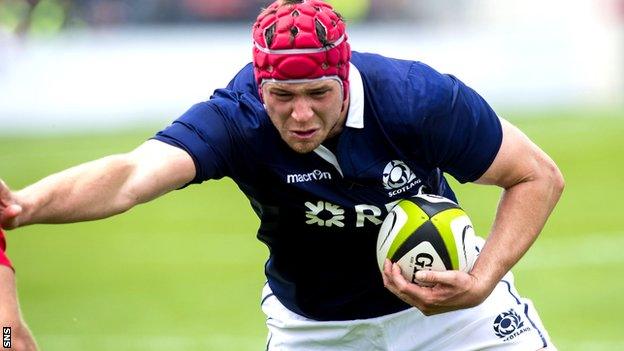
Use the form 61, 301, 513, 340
260, 272, 556, 351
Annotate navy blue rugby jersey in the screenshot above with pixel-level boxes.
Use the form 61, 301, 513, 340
153, 51, 502, 321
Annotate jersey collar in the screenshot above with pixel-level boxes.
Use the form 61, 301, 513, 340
345, 63, 364, 129
312, 63, 363, 177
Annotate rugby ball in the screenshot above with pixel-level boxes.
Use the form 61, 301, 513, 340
376, 194, 478, 286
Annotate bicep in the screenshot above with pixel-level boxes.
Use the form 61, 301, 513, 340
122, 139, 196, 205
475, 118, 556, 188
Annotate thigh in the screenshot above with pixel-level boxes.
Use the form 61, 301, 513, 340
384, 273, 556, 351
259, 274, 557, 351
261, 284, 385, 351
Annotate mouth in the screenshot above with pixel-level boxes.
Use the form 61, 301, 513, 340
290, 129, 318, 140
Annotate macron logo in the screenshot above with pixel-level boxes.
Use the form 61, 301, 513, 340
286, 170, 332, 184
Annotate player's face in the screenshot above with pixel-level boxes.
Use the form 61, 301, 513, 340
262, 79, 348, 154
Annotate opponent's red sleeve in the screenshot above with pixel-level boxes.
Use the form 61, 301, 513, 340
0, 228, 14, 270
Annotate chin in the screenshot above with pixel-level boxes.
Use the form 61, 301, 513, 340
290, 144, 317, 154
288, 140, 320, 154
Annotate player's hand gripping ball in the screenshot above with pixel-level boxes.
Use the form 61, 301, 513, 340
376, 194, 478, 286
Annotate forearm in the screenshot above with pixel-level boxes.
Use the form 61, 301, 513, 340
381, 175, 563, 315
382, 119, 564, 314
2, 140, 196, 230
471, 164, 564, 291
14, 154, 138, 227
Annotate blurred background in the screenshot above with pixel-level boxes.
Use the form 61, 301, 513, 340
0, 0, 622, 131
1, 0, 623, 350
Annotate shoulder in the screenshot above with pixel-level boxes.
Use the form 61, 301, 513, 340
352, 51, 451, 89
352, 52, 456, 128
179, 88, 272, 142
351, 51, 415, 89
155, 87, 276, 181
226, 63, 260, 99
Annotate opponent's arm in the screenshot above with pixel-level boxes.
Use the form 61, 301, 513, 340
383, 118, 564, 315
0, 265, 38, 351
0, 139, 195, 229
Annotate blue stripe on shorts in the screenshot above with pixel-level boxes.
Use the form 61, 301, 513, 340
501, 279, 547, 348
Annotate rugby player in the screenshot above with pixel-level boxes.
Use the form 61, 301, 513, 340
0, 0, 564, 349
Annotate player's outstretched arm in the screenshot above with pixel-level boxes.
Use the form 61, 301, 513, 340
383, 118, 565, 315
0, 140, 195, 229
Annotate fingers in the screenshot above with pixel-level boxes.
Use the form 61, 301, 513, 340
383, 259, 430, 290
382, 260, 428, 304
381, 259, 391, 286
0, 180, 21, 229
415, 270, 459, 286
382, 259, 413, 290
1, 204, 22, 229
382, 260, 412, 293
381, 260, 481, 315
383, 261, 443, 315
0, 179, 11, 207
390, 261, 411, 291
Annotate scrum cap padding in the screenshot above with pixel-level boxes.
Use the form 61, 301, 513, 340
252, 0, 351, 100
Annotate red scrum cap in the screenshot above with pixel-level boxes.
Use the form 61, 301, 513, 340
252, 0, 351, 101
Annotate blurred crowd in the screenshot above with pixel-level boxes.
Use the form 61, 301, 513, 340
0, 0, 427, 36
1, 0, 623, 37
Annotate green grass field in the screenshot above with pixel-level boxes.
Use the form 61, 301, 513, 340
1, 109, 623, 350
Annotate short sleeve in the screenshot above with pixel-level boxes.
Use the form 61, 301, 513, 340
153, 101, 236, 184
409, 64, 502, 183
226, 63, 260, 100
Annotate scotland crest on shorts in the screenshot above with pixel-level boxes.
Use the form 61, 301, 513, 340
493, 309, 531, 341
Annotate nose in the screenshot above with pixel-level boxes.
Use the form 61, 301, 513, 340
290, 97, 314, 123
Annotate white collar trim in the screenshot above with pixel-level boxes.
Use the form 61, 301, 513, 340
313, 145, 344, 177
345, 63, 364, 129
311, 63, 363, 176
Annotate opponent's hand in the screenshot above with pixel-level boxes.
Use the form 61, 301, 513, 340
382, 259, 491, 316
0, 180, 23, 229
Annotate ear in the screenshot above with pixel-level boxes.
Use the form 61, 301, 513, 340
341, 91, 350, 113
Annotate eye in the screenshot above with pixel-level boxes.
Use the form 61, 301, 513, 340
271, 91, 293, 99
310, 90, 329, 97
